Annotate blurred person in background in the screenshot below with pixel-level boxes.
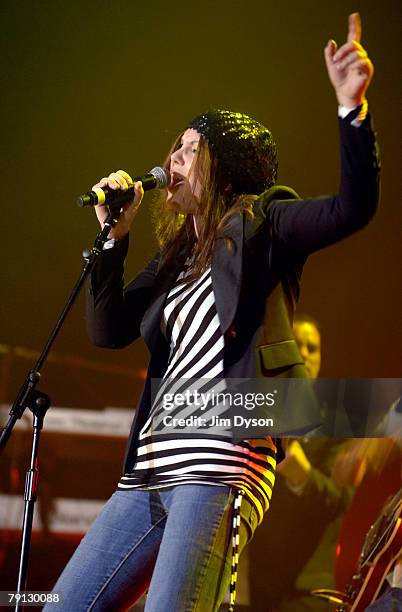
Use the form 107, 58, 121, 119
248, 315, 362, 611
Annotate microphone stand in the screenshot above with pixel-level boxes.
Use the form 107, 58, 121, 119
0, 208, 121, 611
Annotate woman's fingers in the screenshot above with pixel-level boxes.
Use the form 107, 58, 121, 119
347, 12, 361, 44
131, 181, 144, 208
92, 177, 111, 190
92, 169, 134, 192
333, 40, 364, 63
346, 58, 374, 80
118, 181, 144, 214
334, 49, 367, 72
116, 169, 134, 186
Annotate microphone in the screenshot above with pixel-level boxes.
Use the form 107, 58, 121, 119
76, 166, 170, 208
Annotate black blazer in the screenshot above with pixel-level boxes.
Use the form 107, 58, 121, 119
87, 113, 380, 474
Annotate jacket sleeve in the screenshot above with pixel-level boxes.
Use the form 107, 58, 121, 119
86, 233, 160, 348
265, 112, 381, 255
300, 465, 354, 521
296, 443, 354, 522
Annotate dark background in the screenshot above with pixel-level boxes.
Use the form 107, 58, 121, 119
1, 0, 401, 410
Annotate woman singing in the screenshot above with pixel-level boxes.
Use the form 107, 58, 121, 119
47, 13, 379, 612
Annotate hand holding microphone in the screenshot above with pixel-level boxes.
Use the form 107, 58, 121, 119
91, 170, 143, 241
81, 167, 170, 241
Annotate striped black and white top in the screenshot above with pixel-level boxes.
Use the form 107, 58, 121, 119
118, 260, 276, 524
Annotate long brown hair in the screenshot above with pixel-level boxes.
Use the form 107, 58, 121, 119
151, 133, 256, 282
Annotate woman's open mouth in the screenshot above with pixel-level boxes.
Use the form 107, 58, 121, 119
169, 173, 185, 189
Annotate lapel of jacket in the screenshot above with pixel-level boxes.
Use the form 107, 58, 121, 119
139, 251, 185, 351
211, 212, 244, 335
140, 213, 244, 349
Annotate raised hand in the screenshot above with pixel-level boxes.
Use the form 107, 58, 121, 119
92, 170, 144, 240
324, 13, 374, 108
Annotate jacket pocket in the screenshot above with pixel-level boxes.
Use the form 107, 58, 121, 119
257, 340, 305, 376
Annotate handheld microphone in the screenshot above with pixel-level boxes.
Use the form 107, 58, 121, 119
76, 166, 170, 208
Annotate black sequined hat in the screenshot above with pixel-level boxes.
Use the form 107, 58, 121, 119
187, 108, 278, 195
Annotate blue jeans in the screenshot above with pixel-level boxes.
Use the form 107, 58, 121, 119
44, 484, 258, 611
365, 587, 402, 611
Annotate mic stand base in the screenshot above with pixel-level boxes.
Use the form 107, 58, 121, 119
0, 210, 120, 609
15, 391, 50, 612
